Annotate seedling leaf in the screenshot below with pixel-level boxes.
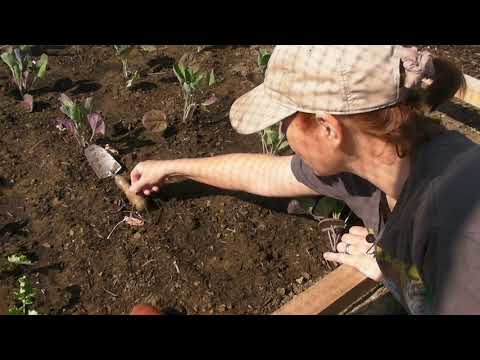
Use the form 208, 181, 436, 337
36, 54, 48, 79
84, 97, 94, 114
208, 69, 216, 86
87, 113, 106, 137
201, 94, 218, 107
173, 63, 186, 83
7, 253, 33, 265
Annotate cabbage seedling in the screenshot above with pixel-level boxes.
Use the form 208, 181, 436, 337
257, 48, 271, 76
54, 94, 105, 148
113, 45, 141, 89
1, 45, 48, 112
260, 122, 289, 155
7, 253, 33, 266
8, 275, 38, 315
173, 62, 217, 122
255, 49, 289, 155
287, 196, 346, 221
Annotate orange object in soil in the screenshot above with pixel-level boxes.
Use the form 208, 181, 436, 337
130, 304, 162, 315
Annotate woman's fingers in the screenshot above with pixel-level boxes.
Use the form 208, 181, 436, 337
323, 252, 360, 268
130, 170, 146, 193
349, 226, 369, 236
324, 252, 383, 282
336, 241, 368, 255
341, 232, 368, 244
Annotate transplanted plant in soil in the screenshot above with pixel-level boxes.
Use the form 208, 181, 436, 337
0, 45, 48, 112
7, 253, 33, 266
257, 48, 271, 77
173, 62, 218, 122
54, 94, 105, 149
113, 45, 141, 89
8, 275, 38, 315
256, 49, 289, 156
261, 122, 289, 155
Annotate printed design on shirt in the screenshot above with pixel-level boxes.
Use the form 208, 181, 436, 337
376, 245, 433, 314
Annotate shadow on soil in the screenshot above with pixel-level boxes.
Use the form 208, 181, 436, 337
438, 101, 480, 132
147, 55, 176, 72
30, 78, 102, 97
153, 180, 291, 214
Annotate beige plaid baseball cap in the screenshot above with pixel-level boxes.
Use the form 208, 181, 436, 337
230, 45, 408, 135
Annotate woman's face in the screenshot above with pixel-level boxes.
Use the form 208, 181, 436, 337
283, 112, 346, 176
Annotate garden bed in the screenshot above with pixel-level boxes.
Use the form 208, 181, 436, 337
0, 45, 335, 315
1, 45, 479, 315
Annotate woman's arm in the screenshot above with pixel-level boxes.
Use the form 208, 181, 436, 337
130, 154, 319, 198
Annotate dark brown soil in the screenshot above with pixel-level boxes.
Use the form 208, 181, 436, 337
0, 45, 332, 315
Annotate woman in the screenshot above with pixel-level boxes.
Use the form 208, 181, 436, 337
129, 45, 479, 315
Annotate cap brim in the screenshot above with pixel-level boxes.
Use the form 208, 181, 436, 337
229, 83, 297, 135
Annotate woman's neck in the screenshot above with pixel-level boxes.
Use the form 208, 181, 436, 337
347, 142, 411, 207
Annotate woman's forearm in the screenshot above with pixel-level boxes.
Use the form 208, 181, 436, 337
167, 154, 317, 197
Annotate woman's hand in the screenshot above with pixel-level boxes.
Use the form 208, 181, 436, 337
129, 160, 172, 196
323, 226, 384, 282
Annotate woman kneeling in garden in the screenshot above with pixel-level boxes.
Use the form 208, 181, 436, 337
130, 45, 479, 315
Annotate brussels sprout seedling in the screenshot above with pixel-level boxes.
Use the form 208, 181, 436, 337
54, 94, 105, 149
257, 48, 271, 76
255, 49, 290, 155
7, 253, 33, 266
260, 122, 289, 155
113, 45, 141, 89
8, 275, 38, 315
173, 62, 217, 122
1, 45, 48, 112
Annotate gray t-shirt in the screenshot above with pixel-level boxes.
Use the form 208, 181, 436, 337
291, 130, 480, 315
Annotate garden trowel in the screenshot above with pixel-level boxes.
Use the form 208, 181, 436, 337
85, 144, 146, 212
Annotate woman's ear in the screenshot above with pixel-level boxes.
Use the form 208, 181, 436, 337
315, 112, 343, 146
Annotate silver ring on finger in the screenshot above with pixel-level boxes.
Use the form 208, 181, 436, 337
345, 243, 352, 255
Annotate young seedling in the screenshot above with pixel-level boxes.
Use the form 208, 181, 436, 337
8, 275, 39, 315
54, 94, 105, 149
260, 122, 289, 155
255, 49, 290, 156
288, 196, 346, 221
0, 45, 48, 112
287, 196, 350, 271
173, 62, 217, 122
7, 253, 33, 266
113, 45, 141, 89
257, 48, 271, 76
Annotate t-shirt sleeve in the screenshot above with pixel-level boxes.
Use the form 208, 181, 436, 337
291, 154, 375, 201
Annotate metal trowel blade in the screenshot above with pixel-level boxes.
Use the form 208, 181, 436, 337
84, 144, 122, 179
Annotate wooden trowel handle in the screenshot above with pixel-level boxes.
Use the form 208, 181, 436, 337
114, 175, 147, 212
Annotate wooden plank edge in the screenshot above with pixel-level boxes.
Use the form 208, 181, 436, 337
272, 265, 377, 315
456, 74, 480, 109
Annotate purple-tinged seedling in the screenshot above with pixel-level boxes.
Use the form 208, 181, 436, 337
1, 45, 48, 112
54, 94, 105, 149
